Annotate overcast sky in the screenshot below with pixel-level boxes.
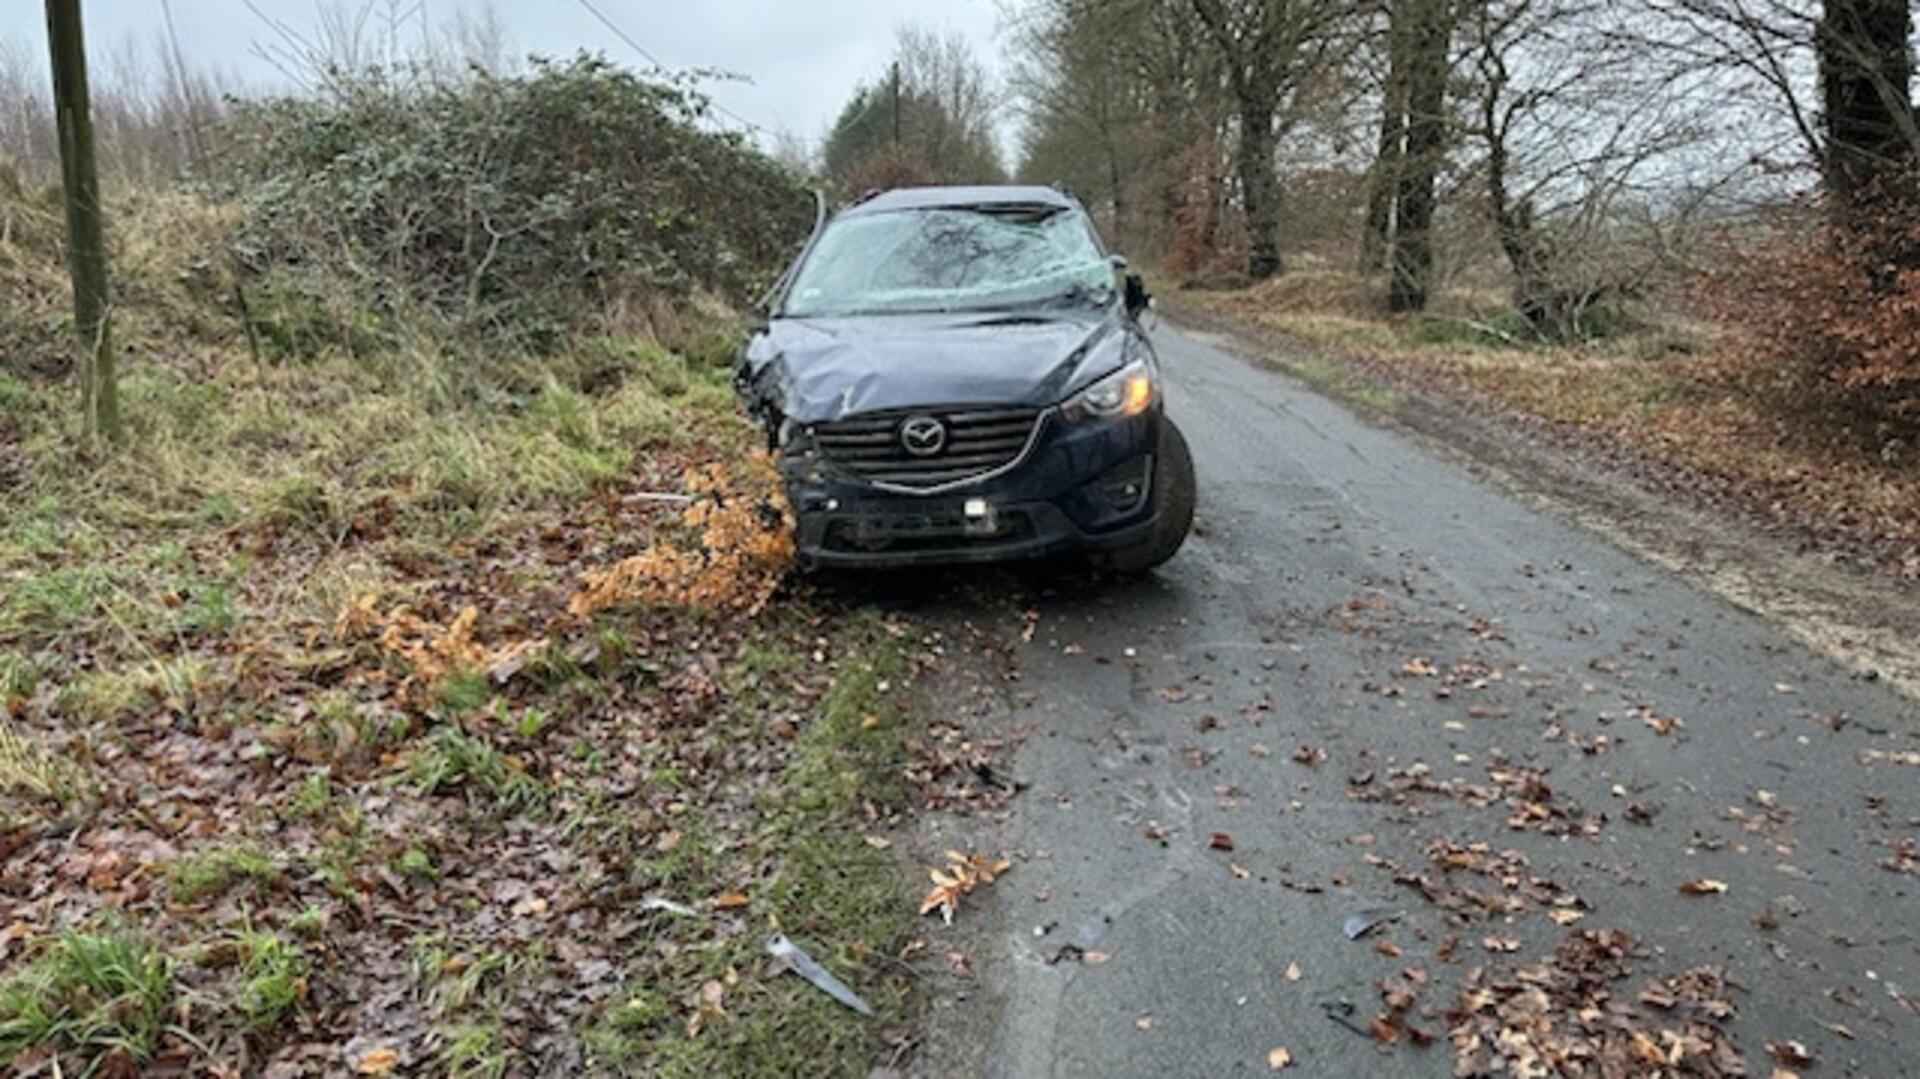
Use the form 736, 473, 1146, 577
0, 0, 1007, 150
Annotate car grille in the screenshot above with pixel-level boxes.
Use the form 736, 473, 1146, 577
811, 406, 1043, 491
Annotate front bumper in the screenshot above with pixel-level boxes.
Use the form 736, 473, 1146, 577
783, 408, 1161, 568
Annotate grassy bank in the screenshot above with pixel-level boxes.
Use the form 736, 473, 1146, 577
1170, 270, 1920, 579
1, 179, 921, 1075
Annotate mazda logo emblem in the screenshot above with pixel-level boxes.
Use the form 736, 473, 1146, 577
898, 415, 947, 457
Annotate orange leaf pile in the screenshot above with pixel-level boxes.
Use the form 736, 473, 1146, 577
569, 454, 795, 618
919, 849, 1012, 925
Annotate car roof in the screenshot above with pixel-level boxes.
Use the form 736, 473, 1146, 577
839, 185, 1081, 217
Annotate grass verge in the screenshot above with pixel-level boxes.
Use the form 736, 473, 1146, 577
1167, 269, 1920, 577
2, 186, 925, 1075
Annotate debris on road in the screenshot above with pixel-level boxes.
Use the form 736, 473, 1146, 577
1342, 908, 1404, 941
920, 849, 1012, 925
766, 935, 874, 1017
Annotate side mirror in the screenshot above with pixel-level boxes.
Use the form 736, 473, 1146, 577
1123, 272, 1151, 317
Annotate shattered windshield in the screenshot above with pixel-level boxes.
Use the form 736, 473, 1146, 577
781, 205, 1114, 317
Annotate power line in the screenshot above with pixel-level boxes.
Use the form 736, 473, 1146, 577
571, 0, 764, 136
572, 0, 666, 69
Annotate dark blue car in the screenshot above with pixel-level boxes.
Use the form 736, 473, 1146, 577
738, 185, 1196, 572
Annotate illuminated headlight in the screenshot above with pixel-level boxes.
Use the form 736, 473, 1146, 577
1065, 358, 1155, 422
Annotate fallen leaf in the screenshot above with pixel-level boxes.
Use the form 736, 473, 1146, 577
1767, 1041, 1816, 1067
1267, 1046, 1294, 1069
1679, 879, 1729, 895
1548, 909, 1585, 926
1229, 863, 1251, 879
1083, 950, 1110, 965
713, 892, 751, 910
1210, 832, 1236, 851
1135, 1013, 1154, 1031
355, 1049, 400, 1076
1285, 961, 1302, 982
919, 851, 1014, 924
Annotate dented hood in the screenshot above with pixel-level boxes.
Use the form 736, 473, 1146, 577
744, 310, 1122, 424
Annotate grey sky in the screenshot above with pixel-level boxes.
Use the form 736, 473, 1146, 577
0, 0, 1006, 150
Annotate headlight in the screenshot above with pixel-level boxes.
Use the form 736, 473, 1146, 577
1065, 358, 1155, 422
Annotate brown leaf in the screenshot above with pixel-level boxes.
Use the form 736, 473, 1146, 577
1678, 879, 1729, 895
1209, 832, 1236, 851
1767, 1041, 1816, 1067
355, 1049, 401, 1076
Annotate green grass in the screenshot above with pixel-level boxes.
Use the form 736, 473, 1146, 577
166, 842, 284, 904
0, 928, 177, 1069
584, 613, 919, 1076
411, 935, 549, 1078
403, 725, 549, 811
230, 928, 309, 1029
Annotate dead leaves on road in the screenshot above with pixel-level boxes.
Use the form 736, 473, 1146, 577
920, 850, 1012, 925
1451, 930, 1746, 1078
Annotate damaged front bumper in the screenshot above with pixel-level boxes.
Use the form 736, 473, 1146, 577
780, 408, 1163, 569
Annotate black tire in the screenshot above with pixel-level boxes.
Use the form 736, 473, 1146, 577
1092, 418, 1196, 574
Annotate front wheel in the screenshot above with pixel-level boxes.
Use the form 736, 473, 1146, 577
1091, 419, 1195, 574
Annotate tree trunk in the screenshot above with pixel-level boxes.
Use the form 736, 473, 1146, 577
1361, 1, 1411, 274
44, 0, 120, 444
1817, 0, 1917, 214
1388, 0, 1449, 312
1237, 103, 1283, 280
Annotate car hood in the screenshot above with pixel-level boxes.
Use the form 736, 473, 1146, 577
744, 310, 1123, 424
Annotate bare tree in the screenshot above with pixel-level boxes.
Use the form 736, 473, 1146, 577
1359, 0, 1412, 273
1387, 0, 1453, 311
1817, 0, 1917, 211
822, 26, 1003, 191
1189, 0, 1361, 279
1464, 0, 1717, 336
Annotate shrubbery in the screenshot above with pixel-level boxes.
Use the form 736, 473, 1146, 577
223, 56, 812, 349
1704, 200, 1920, 422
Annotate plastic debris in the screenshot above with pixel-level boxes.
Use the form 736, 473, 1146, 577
641, 896, 701, 918
1341, 907, 1404, 941
767, 934, 874, 1017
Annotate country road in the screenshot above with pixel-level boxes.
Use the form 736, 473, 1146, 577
903, 320, 1920, 1078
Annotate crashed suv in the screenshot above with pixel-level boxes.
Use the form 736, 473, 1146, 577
737, 185, 1196, 572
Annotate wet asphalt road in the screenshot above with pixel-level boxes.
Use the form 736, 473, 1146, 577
906, 321, 1920, 1078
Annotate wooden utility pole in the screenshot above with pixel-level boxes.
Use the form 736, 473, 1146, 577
890, 62, 902, 147
45, 0, 120, 444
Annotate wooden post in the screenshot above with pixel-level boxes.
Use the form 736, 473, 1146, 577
890, 62, 901, 147
44, 0, 120, 445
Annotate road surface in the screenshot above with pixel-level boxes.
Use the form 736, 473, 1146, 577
906, 320, 1920, 1078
